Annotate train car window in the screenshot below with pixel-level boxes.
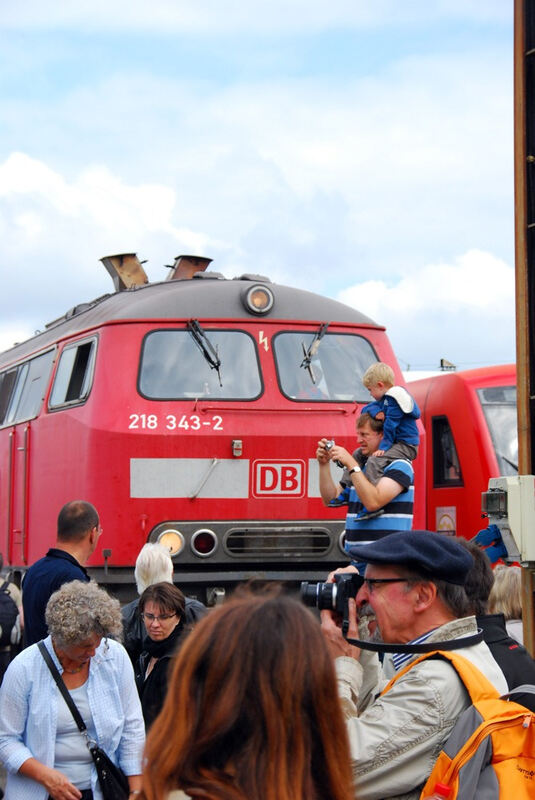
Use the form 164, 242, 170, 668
476, 386, 518, 475
0, 368, 19, 424
3, 349, 56, 426
273, 332, 377, 402
138, 330, 262, 400
432, 416, 463, 487
49, 339, 97, 408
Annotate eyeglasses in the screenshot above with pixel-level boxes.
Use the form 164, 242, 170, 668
363, 578, 409, 592
141, 612, 177, 623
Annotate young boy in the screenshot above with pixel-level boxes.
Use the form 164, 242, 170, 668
358, 362, 420, 484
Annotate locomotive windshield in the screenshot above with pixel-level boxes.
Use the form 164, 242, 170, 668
274, 332, 377, 402
476, 385, 518, 475
138, 329, 262, 400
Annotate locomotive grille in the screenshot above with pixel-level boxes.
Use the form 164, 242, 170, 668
225, 527, 331, 557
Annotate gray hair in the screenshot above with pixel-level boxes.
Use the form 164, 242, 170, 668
135, 543, 173, 595
400, 569, 472, 618
45, 580, 123, 647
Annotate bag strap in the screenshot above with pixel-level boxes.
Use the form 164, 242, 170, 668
380, 649, 500, 704
38, 641, 88, 733
0, 578, 10, 593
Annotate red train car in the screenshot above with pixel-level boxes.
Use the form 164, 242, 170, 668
409, 365, 517, 541
0, 255, 425, 601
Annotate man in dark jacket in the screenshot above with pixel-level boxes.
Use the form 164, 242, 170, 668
460, 537, 535, 711
22, 501, 99, 645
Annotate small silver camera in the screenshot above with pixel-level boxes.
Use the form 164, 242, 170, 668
325, 439, 335, 450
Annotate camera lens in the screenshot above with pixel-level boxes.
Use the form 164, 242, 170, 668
300, 581, 336, 610
300, 581, 319, 607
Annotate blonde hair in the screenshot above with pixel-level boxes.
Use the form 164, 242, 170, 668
135, 543, 173, 595
488, 564, 523, 620
362, 362, 395, 388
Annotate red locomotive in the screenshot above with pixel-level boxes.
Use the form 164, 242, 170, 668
410, 364, 517, 541
0, 254, 425, 600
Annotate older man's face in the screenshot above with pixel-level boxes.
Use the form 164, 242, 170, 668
356, 564, 417, 644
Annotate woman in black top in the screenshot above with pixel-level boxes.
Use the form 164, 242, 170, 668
136, 582, 187, 729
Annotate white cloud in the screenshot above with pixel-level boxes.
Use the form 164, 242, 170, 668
0, 1, 510, 34
338, 250, 515, 368
0, 152, 230, 342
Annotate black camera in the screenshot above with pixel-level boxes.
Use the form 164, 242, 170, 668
300, 573, 363, 633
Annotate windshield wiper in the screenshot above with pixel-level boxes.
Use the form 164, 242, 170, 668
300, 322, 329, 383
497, 451, 518, 472
187, 319, 222, 387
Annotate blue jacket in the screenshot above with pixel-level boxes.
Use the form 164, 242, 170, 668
361, 385, 420, 451
22, 549, 90, 646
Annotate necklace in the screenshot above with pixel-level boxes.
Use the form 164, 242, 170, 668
60, 661, 85, 675
52, 642, 86, 675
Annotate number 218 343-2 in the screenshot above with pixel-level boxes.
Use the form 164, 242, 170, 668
128, 414, 223, 431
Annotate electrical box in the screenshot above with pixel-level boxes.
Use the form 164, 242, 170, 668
482, 475, 535, 564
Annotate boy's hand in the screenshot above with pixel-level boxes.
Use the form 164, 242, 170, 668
374, 411, 385, 420
372, 449, 385, 457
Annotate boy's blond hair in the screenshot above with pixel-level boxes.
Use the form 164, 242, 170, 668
362, 362, 395, 388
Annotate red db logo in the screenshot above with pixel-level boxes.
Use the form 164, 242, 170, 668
252, 460, 305, 497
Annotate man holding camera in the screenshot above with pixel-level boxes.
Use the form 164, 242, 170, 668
317, 413, 414, 563
320, 530, 508, 800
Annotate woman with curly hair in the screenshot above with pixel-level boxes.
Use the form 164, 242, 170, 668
142, 590, 355, 800
0, 580, 145, 800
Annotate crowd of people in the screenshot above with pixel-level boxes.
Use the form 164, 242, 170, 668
0, 390, 531, 800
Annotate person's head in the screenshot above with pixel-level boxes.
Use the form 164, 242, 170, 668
489, 564, 523, 621
139, 582, 185, 642
134, 542, 173, 595
57, 500, 101, 555
457, 537, 494, 616
356, 412, 384, 455
362, 362, 395, 400
45, 580, 122, 665
355, 531, 473, 643
142, 590, 354, 800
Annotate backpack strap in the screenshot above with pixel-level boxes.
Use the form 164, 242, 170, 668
0, 579, 10, 593
380, 649, 500, 704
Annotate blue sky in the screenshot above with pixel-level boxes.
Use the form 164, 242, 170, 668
0, 1, 514, 371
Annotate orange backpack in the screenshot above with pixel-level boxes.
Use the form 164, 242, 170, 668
380, 649, 535, 800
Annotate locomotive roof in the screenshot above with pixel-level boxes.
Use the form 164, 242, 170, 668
0, 273, 381, 367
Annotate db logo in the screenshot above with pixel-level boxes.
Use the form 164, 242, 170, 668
252, 460, 305, 497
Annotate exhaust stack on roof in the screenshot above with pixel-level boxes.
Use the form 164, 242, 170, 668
100, 253, 149, 292
166, 255, 213, 281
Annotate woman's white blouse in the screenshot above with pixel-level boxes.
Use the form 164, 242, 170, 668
0, 635, 145, 800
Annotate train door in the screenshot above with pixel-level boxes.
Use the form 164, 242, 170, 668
426, 413, 465, 535
0, 350, 55, 564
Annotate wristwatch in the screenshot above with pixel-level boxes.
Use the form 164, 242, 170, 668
349, 465, 361, 475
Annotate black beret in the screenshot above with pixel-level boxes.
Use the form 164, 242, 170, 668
356, 530, 474, 585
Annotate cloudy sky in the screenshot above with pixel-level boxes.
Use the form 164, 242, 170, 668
0, 1, 514, 371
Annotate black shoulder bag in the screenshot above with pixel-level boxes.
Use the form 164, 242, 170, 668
38, 641, 130, 800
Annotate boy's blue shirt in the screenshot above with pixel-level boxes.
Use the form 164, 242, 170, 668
361, 385, 420, 451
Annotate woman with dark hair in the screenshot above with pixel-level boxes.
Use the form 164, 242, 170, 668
136, 582, 187, 729
142, 590, 355, 800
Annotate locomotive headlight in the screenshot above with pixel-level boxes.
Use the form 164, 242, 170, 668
242, 284, 274, 315
191, 528, 218, 557
157, 529, 185, 556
